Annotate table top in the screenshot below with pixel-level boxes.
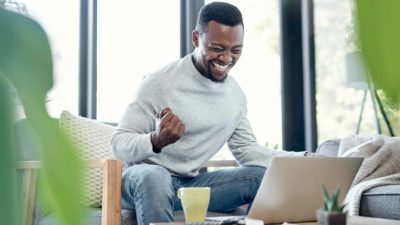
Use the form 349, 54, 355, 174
150, 216, 400, 225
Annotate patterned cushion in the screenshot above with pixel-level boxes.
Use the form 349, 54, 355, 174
59, 110, 116, 207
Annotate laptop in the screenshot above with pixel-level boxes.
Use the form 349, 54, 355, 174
248, 156, 363, 224
208, 156, 363, 224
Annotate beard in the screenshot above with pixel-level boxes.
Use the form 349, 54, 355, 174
205, 60, 235, 83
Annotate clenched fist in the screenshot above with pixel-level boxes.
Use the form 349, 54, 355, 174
151, 107, 185, 153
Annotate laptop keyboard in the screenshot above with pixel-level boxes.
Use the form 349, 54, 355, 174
186, 221, 223, 225
186, 218, 245, 225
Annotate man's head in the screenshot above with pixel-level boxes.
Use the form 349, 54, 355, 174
192, 2, 244, 82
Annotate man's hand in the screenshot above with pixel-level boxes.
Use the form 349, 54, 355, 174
151, 107, 185, 153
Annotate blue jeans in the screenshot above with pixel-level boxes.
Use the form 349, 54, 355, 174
121, 164, 265, 225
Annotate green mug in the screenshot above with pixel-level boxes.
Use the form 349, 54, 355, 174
177, 187, 211, 223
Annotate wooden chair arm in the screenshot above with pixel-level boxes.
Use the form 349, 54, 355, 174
17, 161, 40, 225
99, 160, 122, 225
16, 159, 122, 225
82, 159, 122, 225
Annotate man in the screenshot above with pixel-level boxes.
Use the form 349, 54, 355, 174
112, 2, 307, 225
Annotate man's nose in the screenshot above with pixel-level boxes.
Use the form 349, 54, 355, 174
218, 51, 233, 64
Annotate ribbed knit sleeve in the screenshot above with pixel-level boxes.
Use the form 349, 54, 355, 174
111, 71, 166, 163
228, 107, 305, 167
111, 102, 160, 163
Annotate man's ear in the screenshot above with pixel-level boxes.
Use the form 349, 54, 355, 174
192, 30, 199, 48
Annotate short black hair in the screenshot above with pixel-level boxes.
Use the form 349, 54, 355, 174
195, 2, 243, 34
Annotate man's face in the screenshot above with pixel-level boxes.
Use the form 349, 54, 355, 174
192, 21, 244, 82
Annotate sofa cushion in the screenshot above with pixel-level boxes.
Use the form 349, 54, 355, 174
59, 110, 116, 160
316, 139, 340, 156
59, 110, 116, 207
360, 184, 400, 220
316, 138, 400, 220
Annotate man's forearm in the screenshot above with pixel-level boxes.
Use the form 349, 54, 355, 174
111, 131, 159, 163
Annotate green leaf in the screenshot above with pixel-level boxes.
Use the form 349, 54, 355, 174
322, 185, 330, 202
340, 204, 346, 212
0, 8, 85, 225
356, 0, 400, 103
0, 75, 18, 225
332, 187, 340, 203
321, 185, 343, 212
38, 120, 87, 225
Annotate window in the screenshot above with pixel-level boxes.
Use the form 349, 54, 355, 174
97, 1, 180, 122
206, 0, 282, 159
11, 1, 286, 157
15, 0, 80, 117
314, 0, 385, 142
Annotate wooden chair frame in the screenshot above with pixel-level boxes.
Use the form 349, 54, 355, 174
17, 159, 122, 225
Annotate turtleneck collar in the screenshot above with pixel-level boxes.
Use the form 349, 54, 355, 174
184, 53, 231, 86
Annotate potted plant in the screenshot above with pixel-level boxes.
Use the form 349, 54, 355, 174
316, 185, 347, 225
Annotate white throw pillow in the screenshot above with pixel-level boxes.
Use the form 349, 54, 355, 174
59, 110, 116, 207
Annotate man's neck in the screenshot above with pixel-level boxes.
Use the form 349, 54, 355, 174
191, 51, 204, 76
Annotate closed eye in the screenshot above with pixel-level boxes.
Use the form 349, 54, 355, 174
213, 48, 224, 52
232, 49, 242, 54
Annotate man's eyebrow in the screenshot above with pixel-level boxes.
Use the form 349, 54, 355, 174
210, 43, 243, 48
210, 43, 224, 47
233, 45, 243, 48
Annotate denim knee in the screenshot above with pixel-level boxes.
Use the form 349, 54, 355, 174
122, 164, 175, 224
122, 164, 174, 208
241, 166, 265, 183
240, 166, 266, 199
124, 164, 173, 191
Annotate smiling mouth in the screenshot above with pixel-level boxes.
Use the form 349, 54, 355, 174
205, 60, 234, 82
212, 62, 231, 72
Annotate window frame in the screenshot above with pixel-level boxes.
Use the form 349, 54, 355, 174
78, 0, 317, 151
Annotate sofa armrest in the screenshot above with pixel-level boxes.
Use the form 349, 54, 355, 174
86, 160, 122, 225
18, 159, 122, 225
316, 139, 341, 157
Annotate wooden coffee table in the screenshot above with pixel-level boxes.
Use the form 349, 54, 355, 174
150, 216, 400, 225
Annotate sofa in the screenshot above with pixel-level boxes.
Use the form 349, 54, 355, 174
14, 112, 400, 225
14, 111, 246, 225
316, 139, 400, 220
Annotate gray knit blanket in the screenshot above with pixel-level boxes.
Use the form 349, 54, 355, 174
338, 135, 400, 215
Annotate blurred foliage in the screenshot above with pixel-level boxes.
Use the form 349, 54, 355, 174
0, 7, 85, 225
356, 0, 400, 104
314, 0, 366, 141
377, 91, 400, 136
0, 74, 18, 225
315, 0, 400, 142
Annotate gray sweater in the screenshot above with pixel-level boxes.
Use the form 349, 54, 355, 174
112, 54, 304, 177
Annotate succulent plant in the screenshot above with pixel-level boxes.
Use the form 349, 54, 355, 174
321, 185, 345, 212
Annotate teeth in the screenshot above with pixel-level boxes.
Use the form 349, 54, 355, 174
214, 63, 229, 71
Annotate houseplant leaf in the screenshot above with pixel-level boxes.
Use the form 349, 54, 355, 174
0, 75, 18, 225
0, 8, 85, 225
356, 0, 400, 103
